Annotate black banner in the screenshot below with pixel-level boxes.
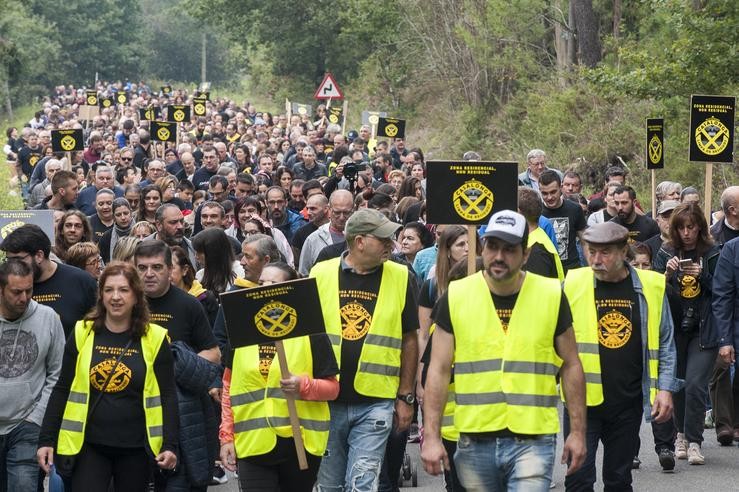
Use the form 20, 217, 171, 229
194, 91, 210, 101
99, 97, 115, 109
139, 106, 161, 121
51, 129, 84, 152
327, 106, 343, 125
220, 278, 326, 348
85, 90, 98, 106
115, 91, 129, 105
689, 95, 735, 163
161, 85, 172, 95
151, 121, 177, 142
361, 111, 387, 126
291, 102, 312, 117
192, 97, 207, 117
426, 161, 518, 225
377, 117, 406, 139
0, 210, 55, 247
646, 118, 664, 170
167, 105, 191, 123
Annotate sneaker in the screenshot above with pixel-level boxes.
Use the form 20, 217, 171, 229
210, 463, 228, 485
675, 433, 688, 460
632, 456, 641, 469
687, 443, 704, 465
658, 448, 675, 472
717, 428, 734, 446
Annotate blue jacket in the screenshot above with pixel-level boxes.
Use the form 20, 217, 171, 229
74, 185, 124, 215
713, 237, 739, 349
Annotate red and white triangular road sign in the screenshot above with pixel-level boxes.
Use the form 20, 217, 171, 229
314, 73, 343, 100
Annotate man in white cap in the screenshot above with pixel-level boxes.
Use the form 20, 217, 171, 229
422, 210, 586, 491
564, 221, 680, 489
311, 208, 419, 491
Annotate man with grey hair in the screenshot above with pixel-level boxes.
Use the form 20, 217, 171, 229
28, 159, 62, 209
518, 149, 563, 192
655, 181, 682, 206
74, 165, 123, 215
299, 190, 352, 275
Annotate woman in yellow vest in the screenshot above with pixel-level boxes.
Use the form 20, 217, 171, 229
37, 261, 178, 491
219, 262, 339, 491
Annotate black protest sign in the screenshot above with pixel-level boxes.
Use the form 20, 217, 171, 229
161, 85, 172, 95
291, 102, 313, 117
377, 117, 406, 139
51, 129, 84, 152
426, 161, 518, 225
167, 105, 191, 123
151, 121, 177, 142
192, 97, 207, 117
646, 118, 665, 170
194, 91, 210, 101
115, 91, 129, 105
221, 278, 326, 348
689, 95, 735, 163
139, 106, 161, 121
99, 97, 115, 109
0, 210, 55, 247
85, 90, 98, 106
327, 106, 343, 125
362, 111, 386, 126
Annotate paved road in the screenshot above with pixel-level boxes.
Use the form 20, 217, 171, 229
215, 420, 739, 491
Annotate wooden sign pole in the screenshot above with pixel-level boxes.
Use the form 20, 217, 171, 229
285, 99, 292, 134
467, 225, 477, 275
341, 100, 348, 135
65, 152, 72, 172
704, 163, 713, 222
651, 169, 656, 218
274, 340, 309, 470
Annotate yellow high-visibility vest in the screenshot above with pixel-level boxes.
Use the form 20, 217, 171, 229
231, 336, 330, 458
564, 267, 664, 406
311, 257, 407, 399
57, 320, 166, 456
528, 226, 564, 281
449, 271, 563, 435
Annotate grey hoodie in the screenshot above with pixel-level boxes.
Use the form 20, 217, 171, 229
0, 299, 64, 433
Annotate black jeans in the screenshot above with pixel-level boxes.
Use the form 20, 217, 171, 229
237, 437, 321, 492
378, 427, 409, 492
71, 442, 150, 492
564, 402, 643, 492
674, 331, 717, 443
709, 356, 739, 434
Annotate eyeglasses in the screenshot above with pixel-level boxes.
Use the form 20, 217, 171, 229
86, 256, 102, 267
121, 157, 133, 162
5, 252, 31, 261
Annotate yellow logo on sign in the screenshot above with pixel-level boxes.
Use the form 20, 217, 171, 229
102, 99, 112, 108
173, 109, 185, 122
368, 114, 379, 125
255, 301, 297, 338
453, 179, 494, 221
157, 127, 171, 141
194, 103, 205, 115
60, 135, 76, 151
384, 124, 398, 137
87, 96, 97, 105
328, 113, 339, 123
297, 106, 307, 115
1, 220, 25, 239
649, 135, 662, 164
145, 109, 155, 120
117, 94, 126, 103
695, 117, 729, 156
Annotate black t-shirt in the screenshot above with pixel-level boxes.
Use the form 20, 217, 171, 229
610, 214, 660, 244
38, 326, 178, 452
292, 222, 319, 250
594, 272, 643, 408
17, 145, 42, 178
542, 199, 586, 270
146, 285, 218, 352
643, 234, 664, 260
88, 214, 113, 244
34, 263, 97, 337
524, 242, 560, 280
336, 262, 419, 403
191, 167, 217, 191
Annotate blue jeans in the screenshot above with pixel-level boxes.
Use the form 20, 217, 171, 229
0, 420, 41, 492
454, 433, 556, 492
317, 400, 394, 492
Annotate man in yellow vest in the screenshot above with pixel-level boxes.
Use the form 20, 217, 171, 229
564, 222, 680, 490
311, 208, 419, 491
421, 210, 587, 491
519, 186, 565, 281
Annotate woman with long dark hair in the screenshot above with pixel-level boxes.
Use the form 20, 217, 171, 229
191, 227, 243, 293
653, 203, 720, 464
37, 262, 178, 490
98, 198, 134, 264
137, 185, 162, 224
53, 210, 93, 263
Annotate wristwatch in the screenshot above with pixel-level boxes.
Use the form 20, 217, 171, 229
396, 392, 416, 405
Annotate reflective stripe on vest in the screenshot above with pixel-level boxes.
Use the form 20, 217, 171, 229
564, 267, 664, 406
449, 271, 563, 435
528, 227, 565, 281
57, 320, 166, 456
311, 257, 407, 398
231, 336, 331, 458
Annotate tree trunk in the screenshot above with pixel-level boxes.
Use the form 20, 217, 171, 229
567, 0, 577, 66
2, 73, 12, 120
612, 0, 622, 39
572, 0, 602, 67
